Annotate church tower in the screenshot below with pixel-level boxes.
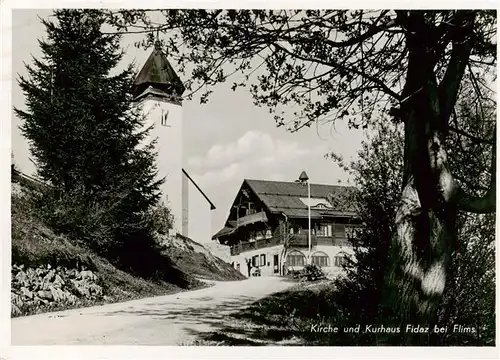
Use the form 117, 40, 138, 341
133, 46, 185, 234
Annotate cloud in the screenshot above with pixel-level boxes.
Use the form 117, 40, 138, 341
187, 130, 277, 171
184, 130, 362, 232
187, 130, 327, 189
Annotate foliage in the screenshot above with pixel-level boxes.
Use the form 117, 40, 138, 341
105, 10, 495, 130
330, 96, 495, 345
11, 152, 18, 181
147, 202, 174, 236
103, 9, 497, 330
15, 9, 169, 276
328, 118, 404, 327
299, 264, 326, 281
100, 9, 496, 335
435, 84, 496, 345
11, 190, 189, 318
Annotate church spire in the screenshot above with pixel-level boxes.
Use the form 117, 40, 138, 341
133, 40, 186, 103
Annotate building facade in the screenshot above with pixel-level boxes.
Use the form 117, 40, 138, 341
213, 178, 360, 277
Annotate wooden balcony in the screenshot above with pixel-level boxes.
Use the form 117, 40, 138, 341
229, 233, 350, 256
288, 234, 349, 247
236, 211, 268, 227
230, 236, 281, 256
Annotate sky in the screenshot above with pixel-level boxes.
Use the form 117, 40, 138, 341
10, 9, 366, 234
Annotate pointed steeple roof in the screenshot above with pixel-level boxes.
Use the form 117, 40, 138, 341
133, 46, 185, 100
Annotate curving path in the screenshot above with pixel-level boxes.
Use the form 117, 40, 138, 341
11, 276, 295, 345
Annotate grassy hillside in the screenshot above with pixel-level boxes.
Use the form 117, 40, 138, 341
163, 234, 245, 281
11, 177, 242, 317
11, 188, 199, 317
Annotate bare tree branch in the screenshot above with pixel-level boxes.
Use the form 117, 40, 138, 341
448, 125, 494, 145
456, 125, 496, 213
272, 42, 401, 100
437, 12, 475, 127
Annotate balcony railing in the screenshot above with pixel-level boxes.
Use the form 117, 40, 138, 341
289, 234, 350, 247
230, 236, 281, 256
236, 211, 268, 227
230, 234, 350, 256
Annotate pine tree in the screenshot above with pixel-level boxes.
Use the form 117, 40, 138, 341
15, 9, 163, 256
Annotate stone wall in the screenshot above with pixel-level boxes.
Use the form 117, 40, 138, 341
11, 264, 103, 317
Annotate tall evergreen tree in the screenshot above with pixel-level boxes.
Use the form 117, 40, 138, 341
15, 9, 163, 255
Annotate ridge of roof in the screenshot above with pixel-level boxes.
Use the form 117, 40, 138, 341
242, 178, 355, 212
244, 178, 354, 188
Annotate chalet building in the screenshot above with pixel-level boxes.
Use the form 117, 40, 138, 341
212, 177, 360, 277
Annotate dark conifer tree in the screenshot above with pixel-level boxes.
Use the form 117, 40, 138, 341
15, 9, 163, 256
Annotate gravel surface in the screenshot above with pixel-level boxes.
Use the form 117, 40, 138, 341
11, 276, 295, 345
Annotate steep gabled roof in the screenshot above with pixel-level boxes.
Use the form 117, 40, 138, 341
134, 48, 185, 98
244, 179, 356, 218
212, 178, 357, 239
213, 178, 357, 239
212, 226, 236, 239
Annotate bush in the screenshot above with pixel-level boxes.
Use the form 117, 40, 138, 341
32, 189, 117, 255
299, 264, 326, 281
27, 188, 192, 287
147, 203, 174, 236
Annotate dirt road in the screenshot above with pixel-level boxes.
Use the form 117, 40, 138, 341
11, 277, 295, 345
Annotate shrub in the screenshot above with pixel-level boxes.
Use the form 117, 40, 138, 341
147, 203, 174, 236
300, 264, 326, 281
32, 189, 117, 255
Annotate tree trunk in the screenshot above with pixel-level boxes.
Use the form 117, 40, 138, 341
384, 177, 458, 343
381, 17, 462, 342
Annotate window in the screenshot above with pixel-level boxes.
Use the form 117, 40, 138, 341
260, 254, 266, 266
287, 251, 306, 267
311, 252, 329, 267
236, 263, 240, 271
161, 109, 170, 127
255, 231, 264, 240
289, 227, 294, 234
299, 197, 333, 208
334, 224, 346, 238
299, 227, 315, 235
252, 255, 258, 267
265, 229, 272, 238
247, 202, 254, 215
334, 255, 347, 267
317, 224, 332, 237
